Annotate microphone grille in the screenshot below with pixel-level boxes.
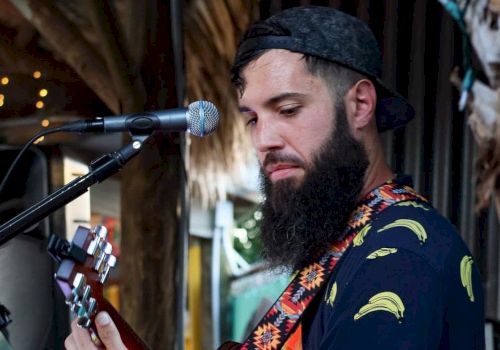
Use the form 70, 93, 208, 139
187, 100, 219, 137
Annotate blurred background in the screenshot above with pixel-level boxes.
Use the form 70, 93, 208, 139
0, 0, 499, 349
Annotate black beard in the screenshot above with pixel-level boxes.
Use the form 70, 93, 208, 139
259, 106, 369, 271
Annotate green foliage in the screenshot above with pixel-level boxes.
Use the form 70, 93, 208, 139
233, 207, 263, 264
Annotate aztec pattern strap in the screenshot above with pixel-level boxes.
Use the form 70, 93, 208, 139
238, 179, 427, 350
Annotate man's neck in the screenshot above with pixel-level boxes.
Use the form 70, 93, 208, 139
360, 149, 394, 200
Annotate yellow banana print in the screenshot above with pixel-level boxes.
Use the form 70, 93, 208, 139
378, 219, 427, 244
460, 255, 475, 302
395, 201, 430, 211
354, 291, 405, 322
366, 247, 398, 259
353, 224, 372, 247
326, 282, 337, 306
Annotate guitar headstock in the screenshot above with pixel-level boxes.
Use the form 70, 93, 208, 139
49, 225, 149, 349
50, 225, 116, 345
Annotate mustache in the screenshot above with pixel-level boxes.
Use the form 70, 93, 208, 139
262, 152, 306, 169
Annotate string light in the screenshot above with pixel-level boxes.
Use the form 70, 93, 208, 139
35, 101, 44, 109
41, 119, 50, 127
39, 89, 48, 97
1, 77, 9, 85
33, 71, 42, 79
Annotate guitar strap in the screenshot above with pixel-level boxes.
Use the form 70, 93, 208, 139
221, 179, 427, 350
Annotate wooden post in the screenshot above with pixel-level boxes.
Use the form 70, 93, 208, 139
119, 1, 181, 347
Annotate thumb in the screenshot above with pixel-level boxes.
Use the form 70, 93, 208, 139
95, 312, 127, 350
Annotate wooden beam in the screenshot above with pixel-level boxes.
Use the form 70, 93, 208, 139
10, 0, 120, 113
119, 1, 181, 347
118, 0, 148, 76
85, 0, 146, 113
0, 35, 79, 82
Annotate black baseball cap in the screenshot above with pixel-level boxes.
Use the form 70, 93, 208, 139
236, 6, 414, 132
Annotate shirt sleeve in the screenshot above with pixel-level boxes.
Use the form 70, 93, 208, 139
319, 247, 445, 350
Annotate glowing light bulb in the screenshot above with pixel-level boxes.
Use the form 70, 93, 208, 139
41, 119, 50, 127
36, 101, 44, 109
33, 71, 42, 79
1, 77, 9, 85
39, 89, 48, 97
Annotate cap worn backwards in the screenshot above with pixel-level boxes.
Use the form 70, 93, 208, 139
236, 6, 415, 132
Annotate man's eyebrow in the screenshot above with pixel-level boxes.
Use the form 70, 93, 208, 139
265, 92, 307, 106
239, 106, 253, 113
238, 92, 307, 113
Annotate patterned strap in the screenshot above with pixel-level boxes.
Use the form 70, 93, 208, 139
238, 179, 427, 350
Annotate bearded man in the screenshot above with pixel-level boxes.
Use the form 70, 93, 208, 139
65, 6, 484, 350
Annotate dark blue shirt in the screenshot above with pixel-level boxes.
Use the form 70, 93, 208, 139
302, 200, 485, 349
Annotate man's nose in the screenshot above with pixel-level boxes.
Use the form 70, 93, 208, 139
253, 120, 285, 153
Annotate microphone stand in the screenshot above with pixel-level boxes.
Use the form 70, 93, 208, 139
0, 135, 150, 246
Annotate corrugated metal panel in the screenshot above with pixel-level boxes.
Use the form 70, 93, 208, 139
487, 201, 499, 318
381, 0, 398, 167
264, 0, 498, 319
459, 123, 477, 250
404, 0, 426, 193
431, 11, 454, 217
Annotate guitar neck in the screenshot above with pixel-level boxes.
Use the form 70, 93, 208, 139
95, 299, 150, 350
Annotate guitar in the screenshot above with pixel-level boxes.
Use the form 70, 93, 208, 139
49, 225, 150, 349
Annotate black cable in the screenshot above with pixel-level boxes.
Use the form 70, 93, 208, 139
0, 126, 67, 196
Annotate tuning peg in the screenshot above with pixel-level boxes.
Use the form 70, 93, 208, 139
94, 225, 108, 239
107, 255, 117, 268
47, 234, 70, 263
81, 285, 91, 305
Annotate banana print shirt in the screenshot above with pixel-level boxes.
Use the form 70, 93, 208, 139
301, 191, 485, 349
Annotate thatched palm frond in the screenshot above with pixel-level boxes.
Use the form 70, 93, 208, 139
184, 0, 259, 205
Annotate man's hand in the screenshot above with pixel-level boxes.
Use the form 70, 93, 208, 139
64, 312, 127, 350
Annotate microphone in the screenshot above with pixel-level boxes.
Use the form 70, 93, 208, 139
62, 100, 219, 137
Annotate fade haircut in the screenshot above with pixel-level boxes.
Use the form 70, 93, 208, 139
230, 20, 367, 107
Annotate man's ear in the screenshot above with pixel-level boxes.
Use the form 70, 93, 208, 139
345, 79, 377, 130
